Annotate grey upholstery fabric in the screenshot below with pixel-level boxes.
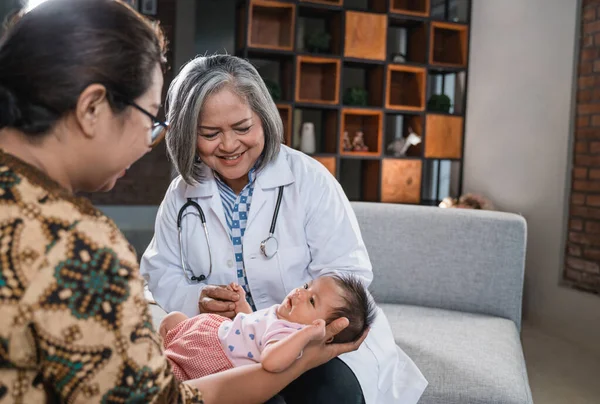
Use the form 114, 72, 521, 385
352, 202, 527, 330
381, 304, 533, 404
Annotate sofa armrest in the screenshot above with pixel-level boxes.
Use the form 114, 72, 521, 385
351, 202, 527, 330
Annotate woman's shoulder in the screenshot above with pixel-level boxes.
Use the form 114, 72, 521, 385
279, 145, 336, 186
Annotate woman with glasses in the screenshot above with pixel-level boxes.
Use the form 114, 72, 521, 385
0, 1, 363, 403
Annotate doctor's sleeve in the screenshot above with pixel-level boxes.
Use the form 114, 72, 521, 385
140, 180, 206, 317
302, 164, 374, 287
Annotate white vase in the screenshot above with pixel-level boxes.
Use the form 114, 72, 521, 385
300, 122, 316, 154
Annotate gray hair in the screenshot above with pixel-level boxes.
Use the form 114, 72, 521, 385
165, 54, 283, 185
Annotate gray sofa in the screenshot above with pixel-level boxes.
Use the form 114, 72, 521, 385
124, 201, 533, 404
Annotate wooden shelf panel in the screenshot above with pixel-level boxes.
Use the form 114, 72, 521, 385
246, 0, 296, 51
381, 159, 422, 203
424, 114, 463, 158
390, 0, 430, 17
386, 64, 426, 111
430, 21, 468, 67
344, 11, 387, 61
341, 108, 383, 156
300, 0, 343, 7
295, 56, 341, 104
277, 104, 292, 146
312, 156, 337, 176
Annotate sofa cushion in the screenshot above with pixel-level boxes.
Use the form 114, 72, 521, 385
380, 303, 533, 404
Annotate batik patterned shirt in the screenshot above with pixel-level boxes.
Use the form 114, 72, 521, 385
0, 150, 203, 403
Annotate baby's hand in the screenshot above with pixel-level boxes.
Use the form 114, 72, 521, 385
305, 319, 326, 341
227, 282, 253, 315
227, 282, 246, 300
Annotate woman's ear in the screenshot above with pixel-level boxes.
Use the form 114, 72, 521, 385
75, 83, 109, 139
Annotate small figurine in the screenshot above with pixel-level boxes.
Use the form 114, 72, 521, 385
342, 131, 352, 151
352, 131, 369, 152
386, 126, 422, 157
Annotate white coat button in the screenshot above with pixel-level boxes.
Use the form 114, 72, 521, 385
227, 259, 234, 268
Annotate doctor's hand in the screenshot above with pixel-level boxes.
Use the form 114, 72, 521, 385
300, 317, 369, 371
198, 285, 240, 319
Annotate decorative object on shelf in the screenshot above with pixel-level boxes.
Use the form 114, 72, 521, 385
263, 78, 281, 102
352, 131, 369, 152
300, 122, 316, 154
439, 193, 495, 210
139, 0, 157, 15
305, 31, 331, 54
342, 131, 352, 152
427, 94, 452, 113
391, 52, 407, 63
343, 87, 368, 106
387, 127, 422, 157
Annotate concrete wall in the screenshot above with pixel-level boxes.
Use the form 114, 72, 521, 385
463, 0, 600, 354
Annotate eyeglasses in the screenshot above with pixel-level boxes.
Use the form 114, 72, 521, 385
125, 101, 169, 148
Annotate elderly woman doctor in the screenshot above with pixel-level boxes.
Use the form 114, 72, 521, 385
140, 55, 427, 403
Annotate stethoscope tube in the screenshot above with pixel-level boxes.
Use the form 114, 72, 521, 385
177, 186, 284, 283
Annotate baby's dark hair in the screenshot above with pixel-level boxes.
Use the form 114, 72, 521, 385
326, 274, 377, 344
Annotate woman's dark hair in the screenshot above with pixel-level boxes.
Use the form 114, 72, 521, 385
0, 0, 167, 135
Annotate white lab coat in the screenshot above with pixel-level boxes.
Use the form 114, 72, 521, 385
140, 145, 428, 404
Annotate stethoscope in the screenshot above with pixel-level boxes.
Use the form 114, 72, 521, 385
176, 186, 284, 283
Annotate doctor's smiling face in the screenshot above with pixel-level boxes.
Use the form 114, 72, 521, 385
196, 86, 265, 193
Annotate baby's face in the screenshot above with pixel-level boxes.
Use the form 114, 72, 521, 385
276, 277, 345, 325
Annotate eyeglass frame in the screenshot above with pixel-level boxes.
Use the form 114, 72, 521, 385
123, 100, 169, 148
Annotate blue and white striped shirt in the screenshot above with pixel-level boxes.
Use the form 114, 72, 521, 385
215, 169, 257, 310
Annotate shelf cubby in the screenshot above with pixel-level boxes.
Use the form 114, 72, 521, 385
381, 159, 422, 204
297, 5, 343, 55
293, 107, 338, 153
341, 108, 383, 157
244, 0, 296, 51
424, 114, 463, 158
277, 104, 292, 146
421, 159, 461, 203
390, 0, 430, 17
384, 113, 424, 158
300, 0, 344, 9
427, 69, 466, 114
295, 56, 341, 104
430, 0, 469, 23
313, 156, 337, 176
344, 11, 388, 61
249, 54, 294, 102
386, 64, 426, 111
339, 158, 381, 202
342, 62, 385, 107
388, 17, 428, 64
429, 21, 468, 67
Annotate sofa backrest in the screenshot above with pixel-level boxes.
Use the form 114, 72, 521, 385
350, 202, 527, 329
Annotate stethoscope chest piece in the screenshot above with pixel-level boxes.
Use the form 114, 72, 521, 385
260, 236, 278, 259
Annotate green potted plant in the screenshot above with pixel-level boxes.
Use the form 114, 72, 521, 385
343, 87, 368, 106
427, 94, 452, 113
304, 31, 331, 54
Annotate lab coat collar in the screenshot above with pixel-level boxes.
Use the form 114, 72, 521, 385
182, 147, 295, 199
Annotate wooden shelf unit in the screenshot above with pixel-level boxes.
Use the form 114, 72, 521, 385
341, 108, 383, 157
390, 0, 430, 17
295, 56, 341, 104
386, 64, 427, 111
235, 0, 472, 205
243, 0, 296, 51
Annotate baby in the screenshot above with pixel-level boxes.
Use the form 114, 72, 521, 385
159, 273, 376, 381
